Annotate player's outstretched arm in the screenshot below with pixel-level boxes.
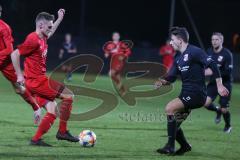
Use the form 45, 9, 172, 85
11, 49, 24, 83
207, 61, 229, 97
48, 9, 65, 38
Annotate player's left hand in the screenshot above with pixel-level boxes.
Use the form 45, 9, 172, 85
58, 9, 65, 20
217, 84, 229, 97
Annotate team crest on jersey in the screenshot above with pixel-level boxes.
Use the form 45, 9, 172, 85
183, 54, 189, 61
218, 56, 223, 62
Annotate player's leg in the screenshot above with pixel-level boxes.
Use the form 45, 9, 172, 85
219, 83, 232, 133
109, 62, 126, 96
109, 69, 120, 85
56, 87, 79, 142
157, 98, 185, 155
174, 111, 192, 155
66, 64, 72, 81
1, 63, 41, 124
26, 76, 78, 143
158, 91, 206, 155
30, 100, 57, 147
205, 83, 222, 124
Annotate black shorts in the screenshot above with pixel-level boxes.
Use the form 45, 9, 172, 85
207, 82, 232, 108
178, 90, 207, 110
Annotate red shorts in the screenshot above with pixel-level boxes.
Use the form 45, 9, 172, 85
0, 57, 17, 83
110, 54, 126, 72
26, 76, 65, 107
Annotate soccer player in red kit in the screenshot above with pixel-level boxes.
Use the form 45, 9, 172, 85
159, 40, 176, 71
103, 32, 132, 95
11, 9, 79, 146
0, 4, 41, 125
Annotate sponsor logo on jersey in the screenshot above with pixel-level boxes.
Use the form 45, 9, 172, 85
218, 56, 223, 62
184, 54, 189, 61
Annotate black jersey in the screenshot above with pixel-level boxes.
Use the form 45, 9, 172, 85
206, 47, 233, 83
166, 44, 215, 93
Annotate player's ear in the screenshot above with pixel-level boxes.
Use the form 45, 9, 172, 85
39, 22, 44, 29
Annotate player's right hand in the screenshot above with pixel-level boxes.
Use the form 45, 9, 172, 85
58, 9, 65, 20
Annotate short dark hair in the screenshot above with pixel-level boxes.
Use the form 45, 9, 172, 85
35, 12, 55, 23
212, 32, 224, 42
112, 31, 120, 35
169, 27, 189, 43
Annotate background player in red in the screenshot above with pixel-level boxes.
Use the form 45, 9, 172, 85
103, 32, 132, 96
0, 4, 41, 125
159, 39, 176, 71
11, 9, 79, 146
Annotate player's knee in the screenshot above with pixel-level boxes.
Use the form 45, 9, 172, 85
221, 108, 228, 113
45, 101, 57, 115
165, 105, 174, 115
109, 70, 116, 76
63, 95, 74, 102
204, 97, 212, 107
61, 87, 74, 99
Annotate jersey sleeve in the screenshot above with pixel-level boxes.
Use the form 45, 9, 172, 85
124, 47, 131, 57
164, 58, 180, 83
17, 35, 39, 56
119, 42, 132, 57
103, 41, 116, 54
193, 49, 221, 79
0, 28, 14, 56
222, 50, 233, 76
193, 49, 213, 66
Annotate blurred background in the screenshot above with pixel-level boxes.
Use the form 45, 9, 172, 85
0, 0, 239, 80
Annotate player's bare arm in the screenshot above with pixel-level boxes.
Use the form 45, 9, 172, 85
216, 78, 229, 97
48, 9, 65, 38
11, 49, 24, 83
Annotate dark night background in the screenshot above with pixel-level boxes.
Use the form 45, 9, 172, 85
1, 0, 240, 47
0, 0, 239, 78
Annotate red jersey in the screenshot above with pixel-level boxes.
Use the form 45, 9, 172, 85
103, 41, 131, 57
159, 44, 175, 70
0, 19, 14, 60
18, 32, 48, 79
159, 44, 175, 57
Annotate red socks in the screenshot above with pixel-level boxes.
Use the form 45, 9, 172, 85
58, 98, 73, 134
32, 112, 56, 141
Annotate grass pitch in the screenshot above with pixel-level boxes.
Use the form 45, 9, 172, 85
0, 74, 239, 160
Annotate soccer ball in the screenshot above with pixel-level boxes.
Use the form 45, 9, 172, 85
79, 130, 96, 147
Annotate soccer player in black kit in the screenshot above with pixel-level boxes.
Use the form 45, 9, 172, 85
205, 32, 233, 133
154, 27, 229, 155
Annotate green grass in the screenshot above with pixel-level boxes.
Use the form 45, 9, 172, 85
0, 74, 240, 160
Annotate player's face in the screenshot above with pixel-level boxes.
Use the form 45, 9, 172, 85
170, 35, 181, 51
112, 33, 120, 41
65, 34, 71, 42
40, 20, 54, 37
211, 35, 223, 49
